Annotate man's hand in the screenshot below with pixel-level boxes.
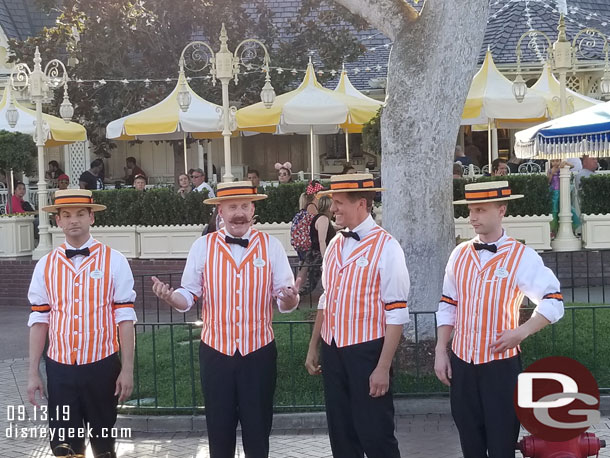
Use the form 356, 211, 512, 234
279, 277, 302, 309
152, 276, 175, 305
434, 347, 452, 386
369, 366, 390, 398
115, 368, 133, 403
490, 328, 526, 354
27, 372, 45, 407
305, 346, 322, 375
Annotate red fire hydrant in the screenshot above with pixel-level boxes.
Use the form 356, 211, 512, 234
517, 433, 606, 458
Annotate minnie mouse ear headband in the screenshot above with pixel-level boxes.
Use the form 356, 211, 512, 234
306, 180, 325, 195
275, 162, 292, 172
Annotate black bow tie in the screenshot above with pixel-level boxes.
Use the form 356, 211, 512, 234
341, 230, 360, 241
65, 247, 91, 259
225, 235, 249, 248
473, 242, 497, 253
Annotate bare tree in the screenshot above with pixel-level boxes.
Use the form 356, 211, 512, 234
334, 0, 489, 315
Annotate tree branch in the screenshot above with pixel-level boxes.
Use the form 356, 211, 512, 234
333, 0, 418, 41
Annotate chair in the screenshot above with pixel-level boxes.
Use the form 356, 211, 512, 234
518, 161, 541, 174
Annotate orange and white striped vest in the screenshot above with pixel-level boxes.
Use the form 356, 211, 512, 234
450, 238, 526, 364
321, 227, 392, 347
201, 229, 274, 356
42, 242, 129, 365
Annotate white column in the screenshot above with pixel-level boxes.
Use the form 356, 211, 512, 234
221, 79, 233, 182
207, 141, 215, 184
491, 127, 499, 161
197, 141, 205, 171
32, 100, 51, 260
551, 166, 581, 251
63, 145, 71, 180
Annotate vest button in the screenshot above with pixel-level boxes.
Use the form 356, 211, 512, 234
75, 299, 80, 303
74, 283, 80, 286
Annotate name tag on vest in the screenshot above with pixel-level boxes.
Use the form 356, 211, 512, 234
90, 269, 104, 279
253, 258, 266, 268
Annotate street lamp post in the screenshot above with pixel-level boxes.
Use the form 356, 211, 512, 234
7, 46, 74, 260
177, 24, 275, 182
513, 16, 610, 252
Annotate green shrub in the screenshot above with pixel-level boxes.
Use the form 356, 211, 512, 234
91, 188, 213, 226
254, 182, 308, 223
579, 174, 610, 215
453, 175, 551, 218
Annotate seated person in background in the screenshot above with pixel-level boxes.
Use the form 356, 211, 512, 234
575, 155, 598, 190
123, 156, 146, 185
191, 168, 215, 198
454, 145, 472, 166
341, 162, 356, 174
177, 173, 191, 198
491, 158, 509, 176
453, 163, 464, 178
57, 174, 70, 191
45, 160, 64, 180
79, 159, 105, 190
6, 182, 35, 214
275, 162, 293, 183
247, 169, 262, 190
133, 174, 147, 191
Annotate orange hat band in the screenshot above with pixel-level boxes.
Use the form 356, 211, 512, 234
216, 186, 257, 198
330, 179, 375, 191
464, 187, 512, 201
53, 195, 94, 206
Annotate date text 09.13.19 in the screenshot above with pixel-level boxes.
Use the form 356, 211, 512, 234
6, 405, 70, 422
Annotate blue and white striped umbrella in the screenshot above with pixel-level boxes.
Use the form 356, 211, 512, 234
515, 100, 610, 159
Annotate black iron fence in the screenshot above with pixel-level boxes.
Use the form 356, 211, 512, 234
122, 306, 610, 414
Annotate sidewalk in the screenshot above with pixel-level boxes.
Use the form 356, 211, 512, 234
1, 357, 609, 458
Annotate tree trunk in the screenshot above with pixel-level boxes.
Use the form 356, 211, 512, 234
382, 2, 488, 319
333, 1, 489, 336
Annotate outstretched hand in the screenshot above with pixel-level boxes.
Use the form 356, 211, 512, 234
151, 276, 175, 305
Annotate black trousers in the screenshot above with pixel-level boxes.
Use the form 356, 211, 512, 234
199, 341, 277, 458
321, 338, 400, 458
46, 352, 121, 457
450, 352, 522, 458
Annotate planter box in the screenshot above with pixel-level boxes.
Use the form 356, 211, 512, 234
582, 214, 610, 249
137, 225, 204, 259
253, 222, 296, 257
0, 215, 35, 257
50, 226, 139, 258
455, 215, 552, 251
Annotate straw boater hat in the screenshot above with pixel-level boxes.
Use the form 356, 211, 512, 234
203, 181, 268, 205
318, 173, 385, 196
453, 181, 524, 205
42, 189, 106, 212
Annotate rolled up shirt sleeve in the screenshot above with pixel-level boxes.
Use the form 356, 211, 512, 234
176, 236, 207, 313
380, 239, 410, 325
111, 250, 138, 323
269, 237, 297, 313
517, 247, 564, 324
27, 256, 51, 327
436, 246, 461, 328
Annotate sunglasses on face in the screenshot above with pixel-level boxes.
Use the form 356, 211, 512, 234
191, 174, 202, 179
278, 173, 289, 177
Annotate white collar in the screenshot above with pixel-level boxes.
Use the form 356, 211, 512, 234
473, 229, 508, 247
64, 235, 95, 251
222, 227, 253, 241
349, 215, 376, 239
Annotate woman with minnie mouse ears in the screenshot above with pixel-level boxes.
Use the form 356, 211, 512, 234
275, 162, 293, 184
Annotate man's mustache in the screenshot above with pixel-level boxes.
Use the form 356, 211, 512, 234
229, 217, 251, 225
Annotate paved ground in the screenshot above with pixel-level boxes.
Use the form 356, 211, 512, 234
1, 358, 610, 458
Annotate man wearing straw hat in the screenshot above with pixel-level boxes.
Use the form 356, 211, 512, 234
151, 181, 300, 458
434, 181, 564, 458
305, 173, 410, 458
26, 189, 137, 458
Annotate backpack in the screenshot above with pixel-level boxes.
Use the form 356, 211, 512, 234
290, 209, 315, 252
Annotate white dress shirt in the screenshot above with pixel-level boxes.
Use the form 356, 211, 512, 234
318, 215, 411, 325
436, 230, 564, 327
28, 236, 137, 327
176, 227, 296, 312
